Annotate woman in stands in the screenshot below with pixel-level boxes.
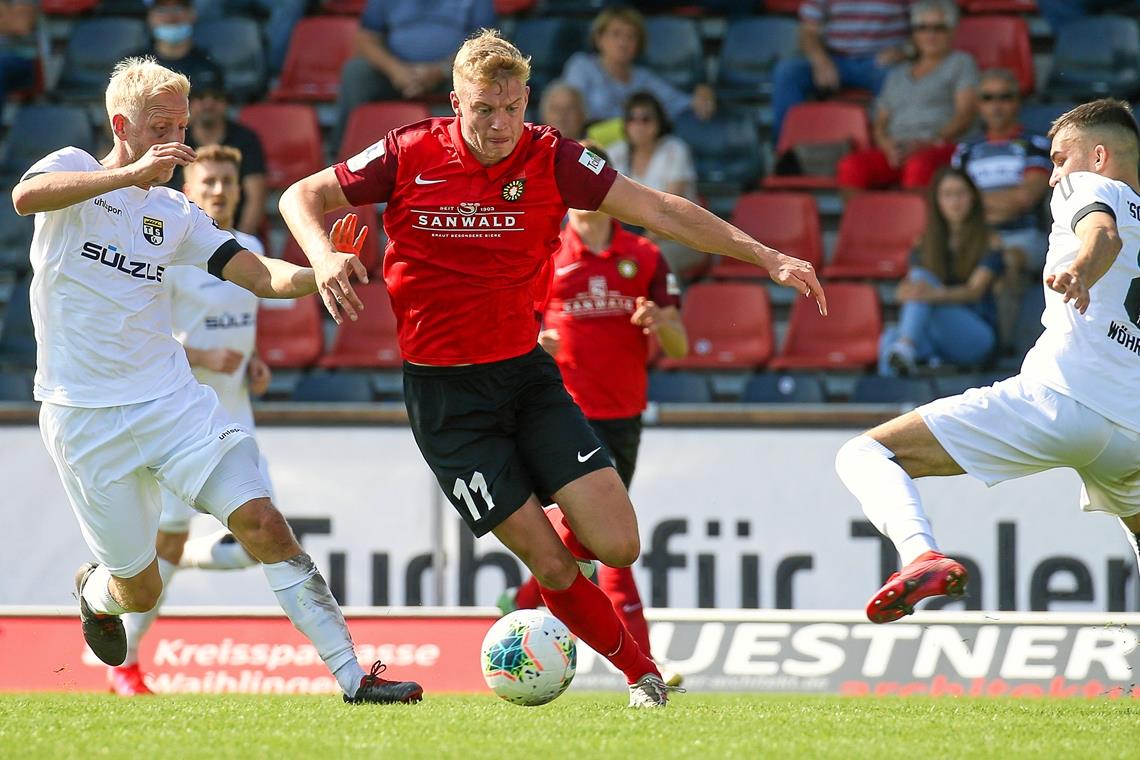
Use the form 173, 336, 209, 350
607, 91, 703, 282
837, 0, 978, 192
879, 167, 1004, 375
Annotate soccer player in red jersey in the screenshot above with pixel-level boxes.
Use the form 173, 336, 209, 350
501, 143, 688, 685
280, 30, 826, 707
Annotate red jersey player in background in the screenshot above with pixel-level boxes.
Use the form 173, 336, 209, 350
280, 30, 825, 708
500, 142, 688, 687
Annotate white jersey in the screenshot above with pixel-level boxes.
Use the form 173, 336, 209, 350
25, 147, 241, 408
1020, 171, 1140, 433
167, 230, 263, 428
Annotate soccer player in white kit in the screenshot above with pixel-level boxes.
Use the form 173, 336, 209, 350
107, 144, 269, 696
835, 99, 1140, 622
12, 57, 421, 702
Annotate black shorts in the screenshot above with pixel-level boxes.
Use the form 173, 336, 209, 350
403, 346, 612, 537
587, 416, 643, 489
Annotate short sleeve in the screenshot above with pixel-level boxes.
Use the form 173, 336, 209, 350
1051, 172, 1118, 233
648, 250, 681, 309
950, 140, 968, 170
554, 138, 618, 210
953, 53, 980, 92
173, 201, 240, 270
334, 131, 400, 207
1024, 134, 1052, 174
21, 146, 93, 182
360, 0, 386, 34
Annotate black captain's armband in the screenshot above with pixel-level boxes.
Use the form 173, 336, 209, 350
207, 238, 244, 280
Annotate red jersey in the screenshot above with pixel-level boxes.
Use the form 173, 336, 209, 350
334, 118, 617, 365
544, 221, 680, 420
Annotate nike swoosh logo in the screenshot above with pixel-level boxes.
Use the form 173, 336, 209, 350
577, 447, 602, 463
555, 262, 583, 277
414, 173, 446, 185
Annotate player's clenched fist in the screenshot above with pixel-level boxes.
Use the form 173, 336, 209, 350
130, 142, 197, 185
314, 212, 370, 324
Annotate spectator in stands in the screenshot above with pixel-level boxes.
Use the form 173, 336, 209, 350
952, 68, 1050, 276
169, 70, 267, 235
332, 0, 496, 148
0, 0, 37, 105
879, 167, 1003, 376
136, 0, 222, 90
1036, 0, 1130, 36
837, 0, 977, 192
607, 91, 702, 282
193, 0, 307, 74
539, 80, 587, 141
770, 0, 912, 144
561, 7, 715, 126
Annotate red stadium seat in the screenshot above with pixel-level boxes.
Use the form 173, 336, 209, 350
494, 0, 536, 13
769, 282, 881, 370
238, 103, 324, 190
256, 295, 324, 368
42, 0, 98, 13
322, 0, 367, 13
281, 205, 384, 277
764, 102, 871, 190
271, 17, 358, 102
764, 0, 805, 13
957, 0, 1037, 13
953, 16, 1034, 96
823, 192, 926, 280
657, 282, 774, 370
338, 101, 432, 162
320, 282, 402, 368
712, 192, 822, 279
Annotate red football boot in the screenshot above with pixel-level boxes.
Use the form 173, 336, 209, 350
866, 551, 968, 623
108, 663, 154, 696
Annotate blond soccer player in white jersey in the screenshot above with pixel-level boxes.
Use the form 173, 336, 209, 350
108, 144, 272, 696
834, 99, 1140, 623
13, 56, 420, 703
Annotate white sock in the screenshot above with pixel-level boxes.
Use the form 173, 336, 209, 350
120, 558, 178, 667
262, 553, 365, 697
181, 530, 257, 570
835, 434, 939, 565
81, 564, 128, 616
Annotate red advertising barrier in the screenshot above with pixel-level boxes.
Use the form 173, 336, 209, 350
0, 609, 495, 694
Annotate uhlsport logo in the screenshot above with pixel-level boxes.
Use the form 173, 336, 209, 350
501, 178, 525, 202
143, 216, 164, 246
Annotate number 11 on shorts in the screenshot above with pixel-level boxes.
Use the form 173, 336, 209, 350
453, 471, 496, 522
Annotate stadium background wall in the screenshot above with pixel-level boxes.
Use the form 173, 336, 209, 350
1, 426, 1136, 612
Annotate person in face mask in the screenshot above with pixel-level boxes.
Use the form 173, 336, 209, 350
133, 0, 223, 102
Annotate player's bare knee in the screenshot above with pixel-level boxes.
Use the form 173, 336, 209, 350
228, 499, 297, 559
596, 534, 640, 569
529, 551, 579, 591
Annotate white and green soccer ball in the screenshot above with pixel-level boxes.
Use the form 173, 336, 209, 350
481, 609, 576, 706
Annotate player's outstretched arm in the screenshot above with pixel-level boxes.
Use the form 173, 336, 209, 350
280, 167, 368, 324
599, 174, 828, 316
221, 250, 318, 300
1046, 210, 1122, 314
12, 143, 196, 215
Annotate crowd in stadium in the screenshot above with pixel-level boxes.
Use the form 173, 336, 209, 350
1, 0, 1139, 406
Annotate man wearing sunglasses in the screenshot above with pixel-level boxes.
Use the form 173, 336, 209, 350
952, 69, 1051, 276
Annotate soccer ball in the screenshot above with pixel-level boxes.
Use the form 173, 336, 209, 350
480, 609, 576, 706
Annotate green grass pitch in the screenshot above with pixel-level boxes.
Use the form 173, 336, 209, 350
1, 693, 1138, 758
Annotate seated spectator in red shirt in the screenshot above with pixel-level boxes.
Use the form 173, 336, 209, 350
837, 0, 978, 193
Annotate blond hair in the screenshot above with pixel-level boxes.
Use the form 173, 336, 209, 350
184, 144, 243, 180
105, 56, 190, 125
453, 29, 531, 88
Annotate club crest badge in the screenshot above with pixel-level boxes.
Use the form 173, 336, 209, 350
617, 259, 638, 279
142, 216, 164, 246
502, 178, 525, 202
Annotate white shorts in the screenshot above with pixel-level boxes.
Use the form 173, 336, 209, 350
39, 381, 254, 577
159, 447, 273, 532
918, 375, 1140, 518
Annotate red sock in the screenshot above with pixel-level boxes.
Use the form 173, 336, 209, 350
544, 506, 597, 561
597, 565, 652, 655
515, 575, 543, 609
540, 572, 657, 684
